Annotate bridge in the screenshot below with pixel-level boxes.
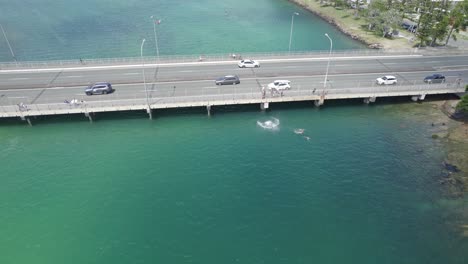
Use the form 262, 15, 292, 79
0, 49, 466, 123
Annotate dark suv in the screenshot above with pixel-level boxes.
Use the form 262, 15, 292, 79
215, 75, 240, 85
424, 74, 445, 84
85, 82, 114, 95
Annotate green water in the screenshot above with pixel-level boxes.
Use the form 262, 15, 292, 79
0, 104, 467, 264
0, 0, 363, 61
0, 0, 467, 263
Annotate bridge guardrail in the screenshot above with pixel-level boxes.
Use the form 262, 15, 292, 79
1, 82, 464, 118
1, 47, 467, 70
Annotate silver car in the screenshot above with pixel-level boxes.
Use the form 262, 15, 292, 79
85, 82, 114, 95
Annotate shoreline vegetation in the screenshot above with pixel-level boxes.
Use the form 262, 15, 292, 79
289, 0, 468, 232
289, 0, 414, 49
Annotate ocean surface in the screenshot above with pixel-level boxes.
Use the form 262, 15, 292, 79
1, 103, 467, 264
0, 0, 467, 264
0, 0, 363, 61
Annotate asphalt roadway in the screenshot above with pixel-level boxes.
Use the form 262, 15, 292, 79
0, 54, 467, 105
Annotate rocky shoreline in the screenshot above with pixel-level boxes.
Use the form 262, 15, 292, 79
289, 0, 410, 49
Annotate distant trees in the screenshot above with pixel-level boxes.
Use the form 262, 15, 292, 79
445, 0, 468, 45
456, 93, 468, 113
365, 0, 402, 37
362, 0, 468, 47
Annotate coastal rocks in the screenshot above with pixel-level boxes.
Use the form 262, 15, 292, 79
368, 43, 383, 49
444, 162, 461, 173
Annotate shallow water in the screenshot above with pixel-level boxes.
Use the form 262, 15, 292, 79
0, 0, 363, 61
0, 104, 467, 264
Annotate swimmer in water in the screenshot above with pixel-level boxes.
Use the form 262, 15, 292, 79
294, 129, 305, 134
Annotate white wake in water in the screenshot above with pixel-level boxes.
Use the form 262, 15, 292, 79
257, 118, 280, 130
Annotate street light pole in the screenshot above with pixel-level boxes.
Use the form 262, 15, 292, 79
150, 16, 160, 62
324, 33, 333, 88
288, 12, 299, 53
140, 38, 152, 119
0, 23, 17, 64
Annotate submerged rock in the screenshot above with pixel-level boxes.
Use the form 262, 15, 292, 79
444, 162, 461, 173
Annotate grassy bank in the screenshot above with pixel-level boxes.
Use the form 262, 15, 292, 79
290, 0, 415, 50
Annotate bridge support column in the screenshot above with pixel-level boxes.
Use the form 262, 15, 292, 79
411, 94, 426, 102
20, 115, 32, 126
314, 97, 325, 107
364, 96, 377, 104
260, 102, 269, 111
147, 107, 153, 119
206, 105, 211, 116
84, 112, 93, 123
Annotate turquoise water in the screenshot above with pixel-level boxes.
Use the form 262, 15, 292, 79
0, 0, 467, 263
0, 104, 467, 264
0, 0, 363, 61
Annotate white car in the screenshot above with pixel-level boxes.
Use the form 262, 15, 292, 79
268, 80, 291, 91
376, 75, 397, 85
238, 59, 260, 68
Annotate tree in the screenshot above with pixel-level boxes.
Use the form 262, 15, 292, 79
445, 0, 468, 45
456, 94, 468, 113
366, 0, 402, 37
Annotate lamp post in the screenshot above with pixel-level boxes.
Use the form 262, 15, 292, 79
150, 16, 160, 62
324, 33, 333, 88
0, 23, 17, 64
140, 38, 152, 119
288, 12, 299, 53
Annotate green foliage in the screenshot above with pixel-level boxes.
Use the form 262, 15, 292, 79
466, 84, 468, 92
366, 0, 402, 37
456, 95, 468, 113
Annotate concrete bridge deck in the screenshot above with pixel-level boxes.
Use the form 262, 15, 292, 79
2, 83, 464, 121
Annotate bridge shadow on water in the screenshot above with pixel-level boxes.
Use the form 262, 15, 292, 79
0, 94, 459, 127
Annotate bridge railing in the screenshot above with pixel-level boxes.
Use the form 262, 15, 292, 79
1, 47, 467, 70
1, 82, 464, 118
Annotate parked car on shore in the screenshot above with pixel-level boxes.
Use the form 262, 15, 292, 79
424, 74, 446, 84
268, 80, 291, 91
215, 75, 240, 85
238, 59, 260, 68
376, 76, 397, 85
85, 82, 114, 95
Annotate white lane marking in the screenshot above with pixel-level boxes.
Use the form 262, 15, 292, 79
8, 96, 27, 98
0, 55, 426, 73
179, 70, 194, 73
203, 86, 219, 89
123, 72, 139, 75
438, 65, 468, 69
8, 77, 29, 80
64, 75, 83, 78
0, 68, 466, 92
285, 66, 299, 68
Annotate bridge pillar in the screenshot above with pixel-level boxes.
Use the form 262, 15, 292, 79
206, 104, 211, 116
84, 112, 93, 123
314, 97, 324, 107
411, 94, 426, 102
20, 115, 32, 126
147, 107, 153, 119
364, 96, 377, 104
260, 102, 269, 111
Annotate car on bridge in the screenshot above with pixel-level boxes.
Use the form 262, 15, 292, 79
238, 59, 260, 68
85, 82, 114, 95
424, 74, 446, 84
268, 80, 291, 91
376, 76, 397, 85
215, 75, 240, 85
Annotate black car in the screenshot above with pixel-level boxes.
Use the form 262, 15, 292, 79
424, 74, 446, 84
215, 75, 240, 85
85, 82, 114, 95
